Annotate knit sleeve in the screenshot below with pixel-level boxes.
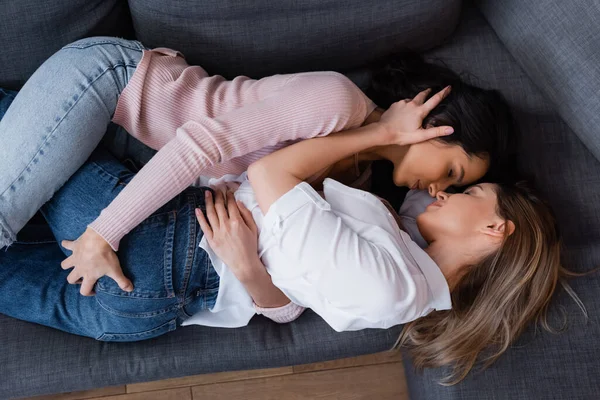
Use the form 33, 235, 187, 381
88, 72, 370, 250
254, 302, 306, 323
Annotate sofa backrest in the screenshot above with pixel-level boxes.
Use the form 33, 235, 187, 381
1, 0, 462, 89
0, 0, 134, 90
477, 0, 600, 163
128, 0, 462, 79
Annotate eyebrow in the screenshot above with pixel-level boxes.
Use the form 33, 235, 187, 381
457, 166, 465, 185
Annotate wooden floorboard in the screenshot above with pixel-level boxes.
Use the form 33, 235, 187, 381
21, 386, 126, 400
18, 352, 409, 400
191, 362, 407, 400
126, 366, 294, 393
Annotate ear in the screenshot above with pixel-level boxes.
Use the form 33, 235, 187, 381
481, 219, 515, 239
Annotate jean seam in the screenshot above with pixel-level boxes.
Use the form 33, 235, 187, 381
62, 39, 145, 53
97, 318, 177, 341
179, 197, 197, 300
0, 62, 139, 201
95, 296, 178, 318
88, 161, 131, 186
163, 211, 176, 297
95, 286, 173, 299
14, 240, 57, 245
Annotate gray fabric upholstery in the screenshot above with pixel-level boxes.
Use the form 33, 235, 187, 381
476, 0, 600, 163
127, 0, 462, 79
2, 1, 600, 398
0, 0, 134, 90
1, 298, 401, 398
403, 6, 600, 399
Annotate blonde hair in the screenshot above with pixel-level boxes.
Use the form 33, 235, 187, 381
392, 181, 592, 385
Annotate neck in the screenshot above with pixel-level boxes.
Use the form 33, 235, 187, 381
424, 239, 483, 290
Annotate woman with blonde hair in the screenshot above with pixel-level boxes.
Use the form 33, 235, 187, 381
0, 84, 584, 386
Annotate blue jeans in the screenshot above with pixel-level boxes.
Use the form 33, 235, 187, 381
0, 147, 220, 341
1, 86, 220, 341
0, 36, 150, 248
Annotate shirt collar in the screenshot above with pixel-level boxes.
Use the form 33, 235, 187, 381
401, 233, 452, 311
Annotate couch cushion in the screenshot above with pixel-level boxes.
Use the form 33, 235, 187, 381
0, 0, 135, 90
0, 288, 401, 398
477, 0, 600, 163
127, 0, 462, 79
402, 6, 600, 400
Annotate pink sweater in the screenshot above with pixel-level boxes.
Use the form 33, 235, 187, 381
87, 47, 377, 322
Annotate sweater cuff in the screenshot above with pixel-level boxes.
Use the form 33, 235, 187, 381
254, 302, 305, 324
88, 217, 123, 252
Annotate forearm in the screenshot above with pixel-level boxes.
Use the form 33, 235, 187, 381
90, 73, 367, 249
238, 257, 291, 308
249, 122, 390, 214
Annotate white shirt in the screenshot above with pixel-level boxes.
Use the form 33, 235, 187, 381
182, 174, 451, 331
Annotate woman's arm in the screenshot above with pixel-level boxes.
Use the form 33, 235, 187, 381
63, 72, 374, 296
90, 72, 370, 251
249, 87, 453, 214
195, 189, 305, 323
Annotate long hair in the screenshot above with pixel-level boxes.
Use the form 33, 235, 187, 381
392, 181, 589, 385
365, 52, 517, 183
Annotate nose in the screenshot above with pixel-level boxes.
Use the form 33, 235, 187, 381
436, 191, 450, 201
428, 182, 441, 197
428, 182, 451, 197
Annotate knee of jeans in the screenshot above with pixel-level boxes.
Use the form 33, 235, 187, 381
61, 36, 144, 52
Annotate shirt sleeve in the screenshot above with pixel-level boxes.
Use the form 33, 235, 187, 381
254, 302, 306, 323
88, 72, 372, 250
261, 182, 428, 332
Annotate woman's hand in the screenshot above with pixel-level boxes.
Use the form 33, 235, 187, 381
195, 189, 262, 283
377, 86, 454, 145
61, 228, 133, 296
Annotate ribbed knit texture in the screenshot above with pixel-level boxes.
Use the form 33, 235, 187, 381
254, 301, 306, 323
87, 47, 377, 250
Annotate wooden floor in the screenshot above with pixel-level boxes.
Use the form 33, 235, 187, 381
22, 351, 408, 400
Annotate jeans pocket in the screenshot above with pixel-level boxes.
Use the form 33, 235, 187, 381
96, 318, 177, 342
95, 292, 177, 319
95, 211, 177, 299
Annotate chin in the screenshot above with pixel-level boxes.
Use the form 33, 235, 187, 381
393, 176, 406, 187
416, 213, 434, 242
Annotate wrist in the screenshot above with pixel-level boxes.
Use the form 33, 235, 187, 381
236, 257, 268, 284
371, 122, 395, 145
84, 227, 112, 248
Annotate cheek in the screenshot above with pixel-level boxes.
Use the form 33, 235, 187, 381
420, 203, 474, 239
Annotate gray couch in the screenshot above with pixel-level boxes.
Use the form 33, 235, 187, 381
1, 0, 599, 398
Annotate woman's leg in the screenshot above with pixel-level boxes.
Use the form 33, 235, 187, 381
0, 36, 147, 249
0, 148, 218, 341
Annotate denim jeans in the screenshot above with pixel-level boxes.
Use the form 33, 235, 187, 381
0, 146, 220, 341
0, 36, 150, 248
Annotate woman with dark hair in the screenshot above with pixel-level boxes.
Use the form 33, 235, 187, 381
0, 37, 514, 298
0, 85, 583, 388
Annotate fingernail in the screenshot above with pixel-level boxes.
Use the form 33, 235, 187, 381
445, 127, 454, 134
195, 208, 200, 216
205, 191, 210, 198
